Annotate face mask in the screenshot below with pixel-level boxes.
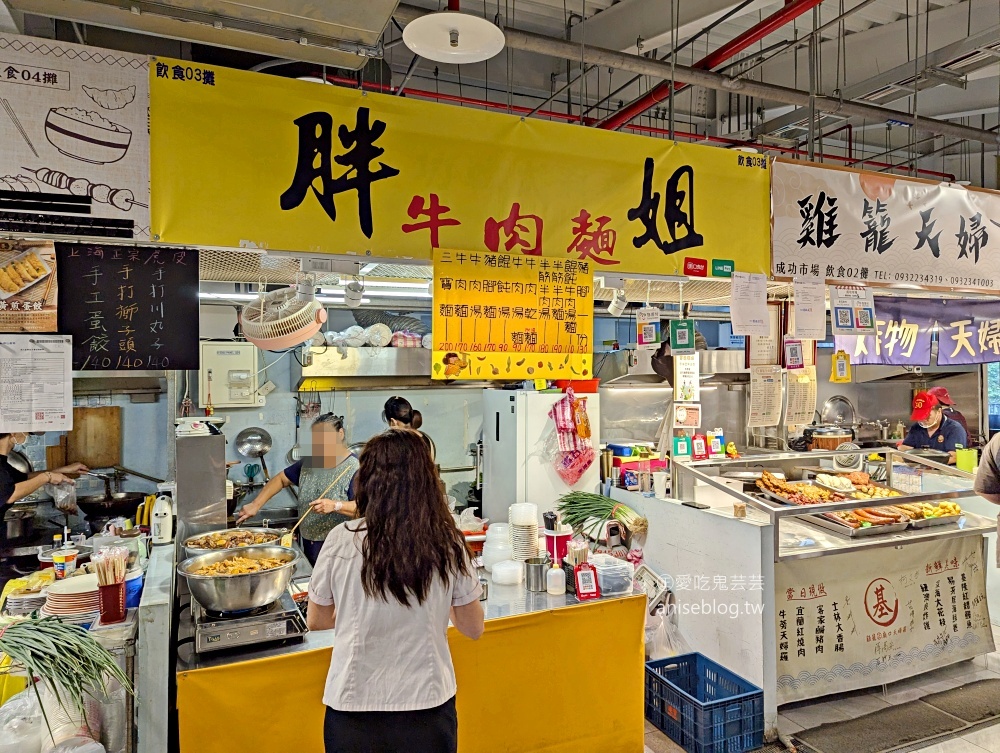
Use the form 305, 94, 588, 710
918, 420, 933, 429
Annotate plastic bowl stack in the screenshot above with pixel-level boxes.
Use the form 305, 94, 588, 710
481, 523, 512, 572
509, 503, 539, 561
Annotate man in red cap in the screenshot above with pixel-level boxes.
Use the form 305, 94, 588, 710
927, 386, 970, 440
900, 391, 968, 464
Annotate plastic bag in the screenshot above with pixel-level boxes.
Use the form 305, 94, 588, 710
48, 483, 78, 515
0, 687, 43, 753
96, 681, 127, 753
645, 598, 692, 660
539, 428, 595, 486
49, 741, 106, 753
456, 507, 488, 534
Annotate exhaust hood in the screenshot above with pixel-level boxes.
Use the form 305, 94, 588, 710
852, 341, 980, 383
595, 349, 748, 386
72, 370, 167, 396
291, 346, 490, 390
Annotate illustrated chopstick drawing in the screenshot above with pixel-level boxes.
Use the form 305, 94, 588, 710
1, 98, 39, 158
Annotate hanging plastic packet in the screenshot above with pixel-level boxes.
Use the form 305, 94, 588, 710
830, 349, 852, 383
572, 396, 592, 439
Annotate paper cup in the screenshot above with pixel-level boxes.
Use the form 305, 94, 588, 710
653, 472, 669, 499
51, 549, 78, 579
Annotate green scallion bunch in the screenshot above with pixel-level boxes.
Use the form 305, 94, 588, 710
0, 616, 133, 735
556, 492, 648, 538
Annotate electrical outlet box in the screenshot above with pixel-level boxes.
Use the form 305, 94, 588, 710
199, 342, 264, 408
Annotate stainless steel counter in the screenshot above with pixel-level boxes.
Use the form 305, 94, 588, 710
176, 568, 638, 672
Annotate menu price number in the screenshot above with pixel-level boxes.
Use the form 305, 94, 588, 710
79, 355, 171, 370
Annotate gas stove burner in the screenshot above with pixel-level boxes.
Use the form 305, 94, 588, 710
204, 604, 272, 620
191, 590, 308, 653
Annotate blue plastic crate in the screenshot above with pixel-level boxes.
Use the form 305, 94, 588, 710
645, 653, 764, 753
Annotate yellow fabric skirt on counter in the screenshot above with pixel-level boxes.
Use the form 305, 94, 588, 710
177, 595, 646, 753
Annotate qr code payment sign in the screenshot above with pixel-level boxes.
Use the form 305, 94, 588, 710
856, 309, 873, 328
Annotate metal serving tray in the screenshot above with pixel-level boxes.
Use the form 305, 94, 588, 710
755, 483, 909, 539
811, 477, 962, 529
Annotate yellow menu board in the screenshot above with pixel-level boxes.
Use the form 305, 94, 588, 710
431, 249, 593, 380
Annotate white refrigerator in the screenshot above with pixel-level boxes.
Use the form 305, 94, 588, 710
481, 389, 601, 524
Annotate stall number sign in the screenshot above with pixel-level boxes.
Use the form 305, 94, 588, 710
431, 248, 593, 380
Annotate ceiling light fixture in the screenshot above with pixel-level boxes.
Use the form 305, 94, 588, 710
402, 0, 505, 65
607, 289, 628, 317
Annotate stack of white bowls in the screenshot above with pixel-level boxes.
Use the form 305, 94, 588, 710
481, 523, 512, 572
509, 503, 539, 561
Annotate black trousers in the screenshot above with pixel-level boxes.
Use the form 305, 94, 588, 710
323, 697, 458, 753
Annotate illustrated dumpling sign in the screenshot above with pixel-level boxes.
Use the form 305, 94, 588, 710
0, 33, 149, 239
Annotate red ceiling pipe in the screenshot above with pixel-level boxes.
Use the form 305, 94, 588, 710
319, 73, 955, 181
597, 0, 825, 131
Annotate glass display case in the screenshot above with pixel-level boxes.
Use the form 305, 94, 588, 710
670, 449, 995, 562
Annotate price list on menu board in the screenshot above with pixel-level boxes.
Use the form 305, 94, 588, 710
56, 244, 200, 370
431, 248, 593, 380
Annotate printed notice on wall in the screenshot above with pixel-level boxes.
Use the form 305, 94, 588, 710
792, 278, 827, 339
673, 353, 699, 403
776, 535, 994, 704
730, 272, 770, 336
749, 364, 782, 427
785, 365, 818, 427
0, 334, 72, 431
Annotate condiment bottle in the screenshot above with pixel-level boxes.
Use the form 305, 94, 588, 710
547, 561, 566, 595
52, 533, 63, 550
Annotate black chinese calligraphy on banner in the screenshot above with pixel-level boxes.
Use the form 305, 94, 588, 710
775, 535, 993, 704
56, 244, 199, 370
773, 160, 1000, 291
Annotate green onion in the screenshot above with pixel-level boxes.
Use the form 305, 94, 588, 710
556, 492, 649, 540
0, 616, 133, 738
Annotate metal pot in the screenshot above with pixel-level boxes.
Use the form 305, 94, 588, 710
182, 527, 288, 559
177, 545, 298, 612
3, 507, 34, 542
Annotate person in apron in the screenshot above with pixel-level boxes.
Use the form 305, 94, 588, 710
235, 415, 358, 565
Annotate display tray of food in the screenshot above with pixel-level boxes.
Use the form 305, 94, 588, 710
756, 471, 909, 538
182, 527, 286, 557
812, 472, 964, 528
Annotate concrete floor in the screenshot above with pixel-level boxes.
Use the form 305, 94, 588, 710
644, 624, 1000, 753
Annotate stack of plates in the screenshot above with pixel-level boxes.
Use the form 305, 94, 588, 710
41, 574, 100, 625
4, 589, 46, 615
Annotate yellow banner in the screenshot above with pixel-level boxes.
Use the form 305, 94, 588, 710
431, 248, 592, 380
150, 59, 770, 275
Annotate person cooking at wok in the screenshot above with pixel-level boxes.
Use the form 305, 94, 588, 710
899, 391, 968, 465
0, 432, 82, 536
235, 414, 359, 566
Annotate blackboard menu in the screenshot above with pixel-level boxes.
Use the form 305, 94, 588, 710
56, 244, 199, 370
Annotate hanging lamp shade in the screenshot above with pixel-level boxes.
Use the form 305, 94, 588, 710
402, 11, 505, 64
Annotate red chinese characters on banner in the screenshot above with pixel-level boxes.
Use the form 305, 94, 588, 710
400, 193, 461, 247
484, 202, 543, 256
567, 209, 618, 265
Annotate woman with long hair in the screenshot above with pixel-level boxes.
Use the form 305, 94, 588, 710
307, 429, 484, 753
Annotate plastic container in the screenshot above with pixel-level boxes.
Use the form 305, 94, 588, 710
645, 653, 764, 753
553, 379, 599, 393
590, 553, 635, 596
482, 537, 513, 573
546, 562, 566, 595
491, 560, 524, 585
607, 443, 634, 457
51, 548, 78, 580
124, 568, 144, 609
543, 528, 572, 563
98, 582, 126, 625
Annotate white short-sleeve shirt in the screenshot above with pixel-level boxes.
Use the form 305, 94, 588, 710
308, 520, 482, 712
